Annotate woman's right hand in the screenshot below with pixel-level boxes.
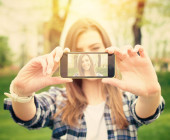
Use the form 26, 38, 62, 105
12, 47, 72, 97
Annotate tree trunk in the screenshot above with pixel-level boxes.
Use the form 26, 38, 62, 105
98, 54, 101, 67
44, 0, 72, 52
132, 0, 146, 46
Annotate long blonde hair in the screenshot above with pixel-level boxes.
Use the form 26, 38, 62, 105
54, 18, 128, 129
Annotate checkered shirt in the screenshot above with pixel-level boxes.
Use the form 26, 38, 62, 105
4, 86, 165, 140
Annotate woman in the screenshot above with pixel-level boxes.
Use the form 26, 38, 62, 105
77, 54, 95, 76
74, 54, 102, 77
4, 18, 164, 140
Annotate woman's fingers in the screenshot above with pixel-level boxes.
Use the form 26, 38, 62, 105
105, 46, 120, 54
107, 45, 146, 61
106, 46, 127, 61
45, 46, 64, 75
53, 47, 63, 62
30, 56, 48, 76
50, 46, 63, 62
106, 45, 147, 65
127, 45, 139, 57
105, 46, 117, 54
127, 45, 146, 58
46, 54, 54, 75
45, 77, 73, 86
136, 45, 145, 58
64, 47, 70, 53
39, 57, 48, 76
127, 46, 135, 57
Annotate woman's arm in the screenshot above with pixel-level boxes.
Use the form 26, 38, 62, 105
7, 47, 72, 121
4, 88, 64, 129
12, 98, 36, 121
135, 89, 161, 118
102, 45, 163, 119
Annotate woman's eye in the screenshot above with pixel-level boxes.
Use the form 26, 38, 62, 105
91, 47, 100, 51
76, 49, 83, 52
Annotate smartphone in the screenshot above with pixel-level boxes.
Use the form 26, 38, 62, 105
60, 52, 115, 78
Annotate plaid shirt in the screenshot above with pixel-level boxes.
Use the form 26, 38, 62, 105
4, 86, 165, 140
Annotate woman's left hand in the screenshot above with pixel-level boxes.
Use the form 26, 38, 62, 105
102, 45, 161, 97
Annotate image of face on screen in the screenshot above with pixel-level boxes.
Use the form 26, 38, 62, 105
77, 54, 95, 76
68, 53, 108, 77
81, 55, 91, 71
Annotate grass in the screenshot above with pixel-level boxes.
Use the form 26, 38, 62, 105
0, 72, 170, 140
0, 75, 51, 140
138, 72, 170, 140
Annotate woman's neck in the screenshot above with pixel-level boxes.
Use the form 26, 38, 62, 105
82, 79, 105, 105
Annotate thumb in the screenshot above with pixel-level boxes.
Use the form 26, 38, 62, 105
102, 78, 126, 90
44, 77, 73, 86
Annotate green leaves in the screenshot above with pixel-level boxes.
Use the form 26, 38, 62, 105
0, 36, 12, 68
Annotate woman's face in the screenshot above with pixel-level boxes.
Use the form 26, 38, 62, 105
81, 55, 91, 71
76, 30, 105, 52
76, 29, 105, 81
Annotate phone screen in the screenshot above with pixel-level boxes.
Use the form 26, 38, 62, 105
68, 53, 108, 77
60, 52, 115, 78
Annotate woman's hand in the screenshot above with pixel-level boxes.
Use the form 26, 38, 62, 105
102, 45, 161, 97
12, 47, 72, 96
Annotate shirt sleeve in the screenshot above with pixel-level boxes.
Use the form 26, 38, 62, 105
4, 86, 66, 130
128, 93, 165, 127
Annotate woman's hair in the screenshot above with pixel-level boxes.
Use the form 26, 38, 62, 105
77, 54, 95, 76
54, 18, 128, 129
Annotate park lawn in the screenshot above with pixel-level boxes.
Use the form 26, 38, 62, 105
0, 72, 169, 140
0, 75, 51, 140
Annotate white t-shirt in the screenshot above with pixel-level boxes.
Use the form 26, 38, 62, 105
84, 101, 108, 140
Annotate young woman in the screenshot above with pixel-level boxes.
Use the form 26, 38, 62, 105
74, 54, 102, 77
4, 18, 164, 140
77, 54, 95, 76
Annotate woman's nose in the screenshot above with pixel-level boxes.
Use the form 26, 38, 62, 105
81, 48, 91, 52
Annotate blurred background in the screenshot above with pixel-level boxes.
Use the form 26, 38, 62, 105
0, 0, 169, 139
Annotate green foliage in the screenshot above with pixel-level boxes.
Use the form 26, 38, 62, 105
68, 67, 78, 76
95, 67, 108, 76
138, 72, 170, 139
147, 0, 170, 17
0, 36, 12, 68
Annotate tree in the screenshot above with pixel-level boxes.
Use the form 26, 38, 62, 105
100, 0, 137, 46
143, 0, 170, 58
44, 0, 72, 52
132, 0, 146, 46
0, 36, 12, 68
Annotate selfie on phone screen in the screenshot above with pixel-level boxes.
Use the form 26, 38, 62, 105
68, 53, 107, 77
